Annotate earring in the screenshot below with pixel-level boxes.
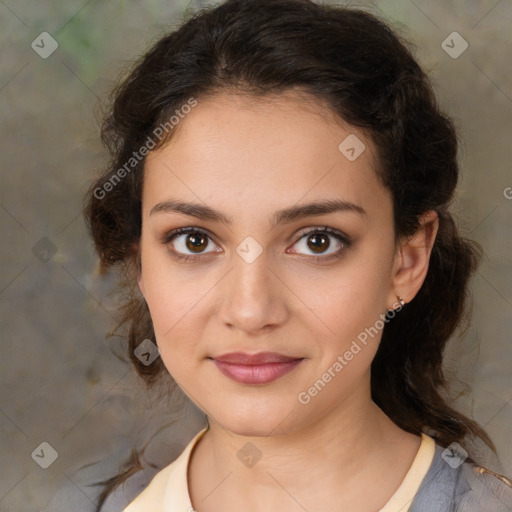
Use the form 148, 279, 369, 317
396, 295, 405, 307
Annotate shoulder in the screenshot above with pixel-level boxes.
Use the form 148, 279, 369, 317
411, 444, 512, 511
99, 465, 161, 512
458, 464, 512, 511
100, 427, 207, 511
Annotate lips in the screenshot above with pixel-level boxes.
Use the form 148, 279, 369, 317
210, 352, 304, 384
213, 352, 300, 365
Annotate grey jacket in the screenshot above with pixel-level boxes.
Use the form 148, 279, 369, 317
409, 444, 512, 511
101, 444, 512, 511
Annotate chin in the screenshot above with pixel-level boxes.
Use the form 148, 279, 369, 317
210, 400, 304, 438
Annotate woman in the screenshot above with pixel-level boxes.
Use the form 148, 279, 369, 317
84, 0, 512, 510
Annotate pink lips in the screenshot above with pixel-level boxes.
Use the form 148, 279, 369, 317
211, 352, 304, 384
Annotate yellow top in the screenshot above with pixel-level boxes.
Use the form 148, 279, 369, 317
124, 428, 436, 512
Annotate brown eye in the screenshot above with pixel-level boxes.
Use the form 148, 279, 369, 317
162, 227, 220, 259
184, 232, 208, 253
289, 227, 350, 258
306, 232, 331, 254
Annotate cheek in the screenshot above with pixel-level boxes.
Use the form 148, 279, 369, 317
143, 284, 204, 382
143, 274, 205, 348
292, 251, 392, 338
292, 261, 393, 390
139, 243, 188, 335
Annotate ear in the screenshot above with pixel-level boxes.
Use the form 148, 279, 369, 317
388, 210, 439, 307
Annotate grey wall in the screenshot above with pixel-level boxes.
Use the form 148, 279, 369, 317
0, 1, 511, 510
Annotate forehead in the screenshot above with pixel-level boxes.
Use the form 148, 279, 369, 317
142, 90, 389, 219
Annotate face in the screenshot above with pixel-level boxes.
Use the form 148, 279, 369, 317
138, 90, 401, 437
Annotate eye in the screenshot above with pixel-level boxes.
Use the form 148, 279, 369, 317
161, 226, 351, 262
162, 227, 220, 260
288, 227, 350, 259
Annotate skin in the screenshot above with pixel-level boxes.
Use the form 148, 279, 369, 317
138, 89, 439, 511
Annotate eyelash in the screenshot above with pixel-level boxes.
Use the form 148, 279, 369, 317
161, 226, 351, 262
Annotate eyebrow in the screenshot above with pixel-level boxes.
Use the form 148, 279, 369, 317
149, 198, 366, 229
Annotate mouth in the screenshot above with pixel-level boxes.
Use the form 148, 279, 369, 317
209, 352, 304, 385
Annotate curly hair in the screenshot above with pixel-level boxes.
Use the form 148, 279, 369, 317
83, 0, 499, 507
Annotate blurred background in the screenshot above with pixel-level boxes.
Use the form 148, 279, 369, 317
0, 0, 511, 510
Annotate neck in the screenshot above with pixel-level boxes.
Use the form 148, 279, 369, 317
188, 376, 422, 511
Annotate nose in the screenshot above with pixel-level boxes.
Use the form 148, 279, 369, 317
217, 248, 288, 335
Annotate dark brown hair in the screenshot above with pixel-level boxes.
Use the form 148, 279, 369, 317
84, 0, 500, 508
